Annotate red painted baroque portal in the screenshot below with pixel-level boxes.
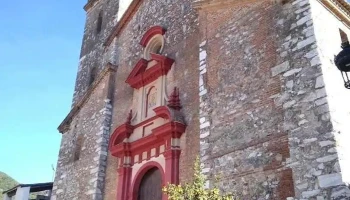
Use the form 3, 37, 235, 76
108, 26, 186, 200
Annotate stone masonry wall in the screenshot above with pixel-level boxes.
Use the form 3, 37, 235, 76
51, 72, 114, 200
309, 0, 350, 197
52, 0, 120, 199
198, 0, 350, 199
72, 0, 119, 106
198, 2, 293, 199
103, 0, 200, 199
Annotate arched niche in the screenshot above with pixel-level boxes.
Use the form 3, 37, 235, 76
145, 86, 157, 118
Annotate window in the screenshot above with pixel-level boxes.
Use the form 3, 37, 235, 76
143, 34, 164, 60
89, 67, 97, 86
73, 134, 84, 161
96, 11, 103, 34
339, 29, 349, 45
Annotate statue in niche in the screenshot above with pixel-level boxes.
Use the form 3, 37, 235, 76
146, 87, 157, 117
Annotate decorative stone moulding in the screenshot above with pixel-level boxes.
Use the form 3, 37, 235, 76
192, 0, 262, 10
109, 106, 186, 157
167, 87, 182, 111
108, 95, 186, 200
109, 88, 186, 158
193, 0, 350, 11
109, 26, 184, 200
125, 54, 174, 89
139, 26, 166, 47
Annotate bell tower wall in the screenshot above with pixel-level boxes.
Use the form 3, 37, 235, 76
72, 0, 119, 106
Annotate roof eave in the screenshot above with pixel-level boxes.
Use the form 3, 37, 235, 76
318, 0, 350, 27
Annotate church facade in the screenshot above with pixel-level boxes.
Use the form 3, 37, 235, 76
52, 0, 350, 199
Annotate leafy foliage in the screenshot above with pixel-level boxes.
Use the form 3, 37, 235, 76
163, 157, 236, 200
0, 171, 18, 199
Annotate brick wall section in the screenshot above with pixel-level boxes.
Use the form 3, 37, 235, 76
103, 0, 200, 199
197, 0, 350, 199
197, 1, 293, 199
51, 71, 114, 200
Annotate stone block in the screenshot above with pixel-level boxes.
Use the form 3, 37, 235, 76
297, 14, 311, 26
271, 61, 290, 76
310, 56, 321, 67
315, 76, 324, 88
315, 97, 327, 106
319, 140, 334, 147
318, 173, 343, 188
316, 154, 337, 163
200, 131, 210, 139
283, 68, 302, 77
302, 189, 320, 198
200, 121, 210, 129
199, 50, 207, 61
296, 36, 316, 50
283, 100, 296, 109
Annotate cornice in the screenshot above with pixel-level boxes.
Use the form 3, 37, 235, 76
192, 0, 262, 10
83, 0, 100, 12
58, 63, 117, 134
335, 0, 350, 12
125, 54, 175, 89
110, 120, 186, 157
319, 0, 350, 27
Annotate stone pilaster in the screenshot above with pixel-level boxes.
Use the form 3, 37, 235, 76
273, 0, 350, 199
86, 99, 113, 200
198, 40, 213, 189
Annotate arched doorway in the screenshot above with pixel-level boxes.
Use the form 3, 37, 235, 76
137, 167, 162, 200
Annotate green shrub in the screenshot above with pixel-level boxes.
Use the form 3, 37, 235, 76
0, 172, 18, 199
163, 157, 236, 200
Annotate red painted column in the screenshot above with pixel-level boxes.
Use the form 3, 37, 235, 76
116, 166, 132, 200
164, 149, 181, 185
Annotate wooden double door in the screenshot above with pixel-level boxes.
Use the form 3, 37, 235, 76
137, 168, 162, 200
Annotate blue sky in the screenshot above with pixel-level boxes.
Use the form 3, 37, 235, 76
0, 0, 86, 183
